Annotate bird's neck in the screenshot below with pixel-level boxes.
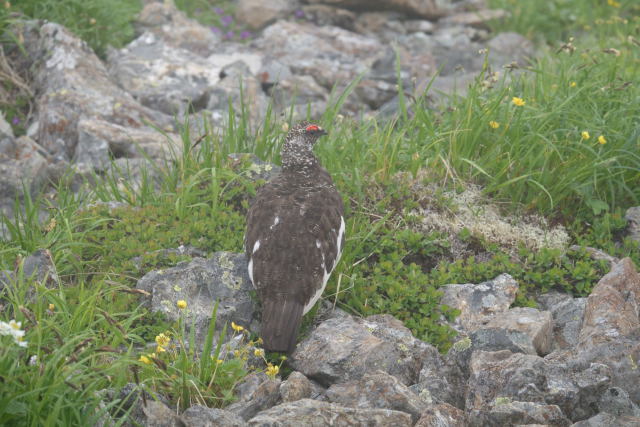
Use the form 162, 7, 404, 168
281, 140, 319, 174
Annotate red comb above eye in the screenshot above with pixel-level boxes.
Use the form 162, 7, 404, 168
305, 125, 320, 132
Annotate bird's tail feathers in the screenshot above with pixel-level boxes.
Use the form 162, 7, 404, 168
260, 297, 304, 354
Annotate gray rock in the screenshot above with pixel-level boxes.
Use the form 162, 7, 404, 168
469, 327, 539, 355
404, 20, 435, 34
571, 413, 640, 426
326, 370, 429, 423
140, 400, 181, 427
269, 75, 329, 118
414, 403, 466, 427
597, 387, 640, 417
135, 1, 221, 56
20, 249, 59, 288
206, 66, 269, 124
12, 21, 171, 161
468, 400, 570, 427
235, 0, 296, 31
487, 32, 534, 70
538, 292, 587, 351
181, 405, 246, 427
290, 314, 436, 387
440, 273, 519, 333
440, 9, 510, 29
136, 252, 258, 346
0, 136, 51, 214
625, 206, 640, 244
75, 118, 177, 171
305, 0, 449, 20
300, 5, 357, 30
0, 112, 13, 145
279, 371, 313, 403
569, 245, 619, 267
482, 307, 554, 355
227, 372, 281, 421
247, 398, 413, 426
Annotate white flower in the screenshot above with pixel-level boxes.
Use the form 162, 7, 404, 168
0, 319, 28, 347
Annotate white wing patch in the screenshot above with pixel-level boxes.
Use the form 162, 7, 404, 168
270, 216, 280, 230
303, 216, 346, 314
252, 240, 261, 254
247, 258, 255, 288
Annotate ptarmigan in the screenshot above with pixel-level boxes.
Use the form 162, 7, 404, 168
245, 121, 345, 353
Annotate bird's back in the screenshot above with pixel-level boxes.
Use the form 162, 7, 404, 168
245, 166, 344, 352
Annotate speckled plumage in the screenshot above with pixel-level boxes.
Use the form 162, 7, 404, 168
245, 121, 345, 353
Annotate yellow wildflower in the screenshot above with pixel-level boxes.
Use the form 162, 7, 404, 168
89, 18, 97, 25
598, 135, 607, 144
256, 337, 263, 345
139, 355, 152, 365
48, 303, 55, 311
217, 359, 224, 364
231, 321, 244, 333
155, 333, 170, 347
607, 0, 621, 7
489, 121, 500, 129
512, 97, 525, 107
581, 131, 590, 140
254, 348, 265, 358
156, 346, 166, 353
570, 81, 577, 87
266, 363, 279, 378
176, 300, 187, 309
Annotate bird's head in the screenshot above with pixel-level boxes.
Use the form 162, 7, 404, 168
281, 121, 327, 170
286, 121, 327, 146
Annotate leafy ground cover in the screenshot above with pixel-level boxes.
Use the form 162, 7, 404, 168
1, 0, 640, 424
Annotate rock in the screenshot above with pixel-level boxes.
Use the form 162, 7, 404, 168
468, 327, 539, 355
439, 273, 519, 332
136, 252, 258, 346
482, 307, 554, 356
140, 400, 181, 427
75, 118, 177, 170
466, 350, 547, 411
300, 5, 357, 30
227, 373, 281, 421
180, 405, 246, 427
440, 9, 510, 29
205, 63, 269, 124
305, 0, 449, 20
254, 20, 381, 112
571, 412, 640, 426
569, 245, 619, 267
0, 136, 50, 214
414, 403, 466, 427
107, 32, 215, 116
326, 370, 430, 423
468, 400, 570, 427
12, 21, 171, 161
247, 399, 413, 426
487, 32, 534, 70
625, 206, 640, 244
0, 112, 13, 146
597, 387, 640, 417
235, 0, 295, 31
290, 314, 437, 387
268, 75, 329, 118
578, 258, 640, 349
135, 1, 221, 56
19, 249, 59, 288
404, 20, 435, 34
130, 245, 207, 271
537, 292, 587, 351
279, 371, 313, 403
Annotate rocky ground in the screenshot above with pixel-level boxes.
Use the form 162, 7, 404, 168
2, 0, 640, 426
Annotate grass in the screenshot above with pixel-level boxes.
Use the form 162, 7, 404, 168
1, 0, 640, 424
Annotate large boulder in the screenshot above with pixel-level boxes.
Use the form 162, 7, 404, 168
304, 0, 449, 20
290, 314, 442, 387
136, 252, 258, 346
11, 21, 171, 161
247, 399, 413, 426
